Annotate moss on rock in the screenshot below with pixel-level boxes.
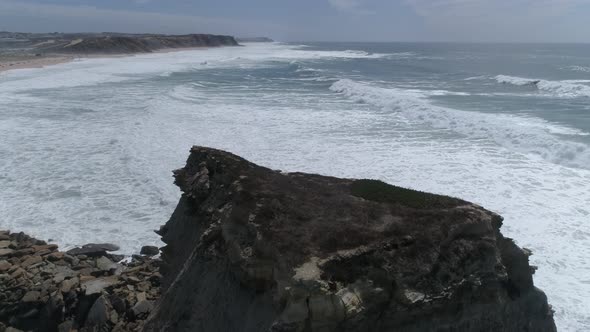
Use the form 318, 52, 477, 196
350, 179, 463, 209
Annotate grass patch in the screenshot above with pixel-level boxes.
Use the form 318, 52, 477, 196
350, 179, 463, 209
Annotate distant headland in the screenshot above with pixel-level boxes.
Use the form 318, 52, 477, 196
0, 32, 239, 72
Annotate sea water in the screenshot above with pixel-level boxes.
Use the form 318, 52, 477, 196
1, 42, 589, 330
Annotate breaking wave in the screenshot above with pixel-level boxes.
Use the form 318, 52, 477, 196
495, 75, 590, 98
330, 79, 590, 169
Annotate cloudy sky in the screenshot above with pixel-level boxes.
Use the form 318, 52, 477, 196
1, 0, 589, 42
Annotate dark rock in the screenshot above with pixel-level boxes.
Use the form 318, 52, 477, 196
4, 327, 24, 332
85, 296, 110, 327
21, 291, 41, 303
21, 256, 42, 268
0, 261, 11, 272
143, 146, 557, 332
131, 300, 153, 319
66, 243, 119, 257
140, 246, 159, 256
96, 257, 117, 272
57, 320, 73, 332
108, 295, 127, 314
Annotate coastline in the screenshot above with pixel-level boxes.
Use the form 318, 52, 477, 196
0, 46, 214, 74
0, 55, 75, 73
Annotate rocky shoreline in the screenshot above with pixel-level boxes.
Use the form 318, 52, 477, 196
0, 230, 160, 332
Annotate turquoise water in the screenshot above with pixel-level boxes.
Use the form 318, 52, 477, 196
0, 42, 589, 330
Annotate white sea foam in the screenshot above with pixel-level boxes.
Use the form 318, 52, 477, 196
567, 65, 590, 73
495, 75, 590, 98
464, 75, 488, 81
330, 79, 590, 168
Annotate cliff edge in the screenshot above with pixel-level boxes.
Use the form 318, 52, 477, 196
144, 146, 556, 332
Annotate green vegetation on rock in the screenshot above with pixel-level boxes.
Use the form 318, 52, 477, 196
350, 179, 463, 209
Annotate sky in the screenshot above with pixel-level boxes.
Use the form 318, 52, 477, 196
1, 0, 589, 42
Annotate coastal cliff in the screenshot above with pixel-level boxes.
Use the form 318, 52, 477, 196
39, 34, 239, 54
0, 32, 239, 55
143, 146, 557, 332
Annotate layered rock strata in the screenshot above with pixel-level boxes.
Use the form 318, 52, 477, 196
143, 146, 557, 332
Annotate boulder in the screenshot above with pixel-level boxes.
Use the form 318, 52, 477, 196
140, 246, 159, 256
21, 256, 42, 268
21, 291, 41, 303
96, 257, 117, 272
143, 146, 557, 332
66, 243, 120, 257
85, 296, 110, 327
131, 300, 154, 319
0, 260, 11, 272
81, 277, 119, 296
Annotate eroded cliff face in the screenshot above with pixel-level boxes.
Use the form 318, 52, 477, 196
29, 33, 239, 54
144, 146, 556, 332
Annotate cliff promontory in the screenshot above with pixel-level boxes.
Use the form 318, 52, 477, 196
0, 32, 239, 55
144, 146, 556, 332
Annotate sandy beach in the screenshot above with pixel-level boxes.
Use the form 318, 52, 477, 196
0, 55, 76, 73
0, 47, 213, 74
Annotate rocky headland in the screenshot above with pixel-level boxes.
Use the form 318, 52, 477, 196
0, 32, 239, 55
0, 146, 557, 331
0, 32, 239, 73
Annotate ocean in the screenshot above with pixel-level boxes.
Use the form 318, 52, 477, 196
0, 42, 589, 330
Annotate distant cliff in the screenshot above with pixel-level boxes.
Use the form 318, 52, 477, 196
237, 37, 274, 43
0, 32, 239, 55
144, 146, 556, 332
39, 34, 239, 54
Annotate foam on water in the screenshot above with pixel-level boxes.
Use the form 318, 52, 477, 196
567, 66, 590, 73
496, 75, 590, 98
1, 42, 589, 331
330, 79, 590, 169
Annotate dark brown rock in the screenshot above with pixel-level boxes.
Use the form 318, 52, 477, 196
21, 256, 42, 268
67, 243, 120, 257
21, 291, 41, 303
143, 146, 557, 332
0, 261, 11, 272
85, 296, 110, 327
131, 300, 153, 319
140, 246, 159, 256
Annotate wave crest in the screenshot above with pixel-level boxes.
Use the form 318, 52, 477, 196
495, 75, 590, 98
330, 79, 590, 169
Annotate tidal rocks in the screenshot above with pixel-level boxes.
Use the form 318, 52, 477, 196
140, 246, 159, 257
66, 243, 120, 257
144, 146, 556, 332
0, 231, 161, 332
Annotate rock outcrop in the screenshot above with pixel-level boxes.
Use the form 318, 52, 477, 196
143, 146, 557, 332
0, 231, 161, 332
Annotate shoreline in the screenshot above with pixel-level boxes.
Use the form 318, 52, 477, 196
0, 46, 215, 74
0, 55, 75, 73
